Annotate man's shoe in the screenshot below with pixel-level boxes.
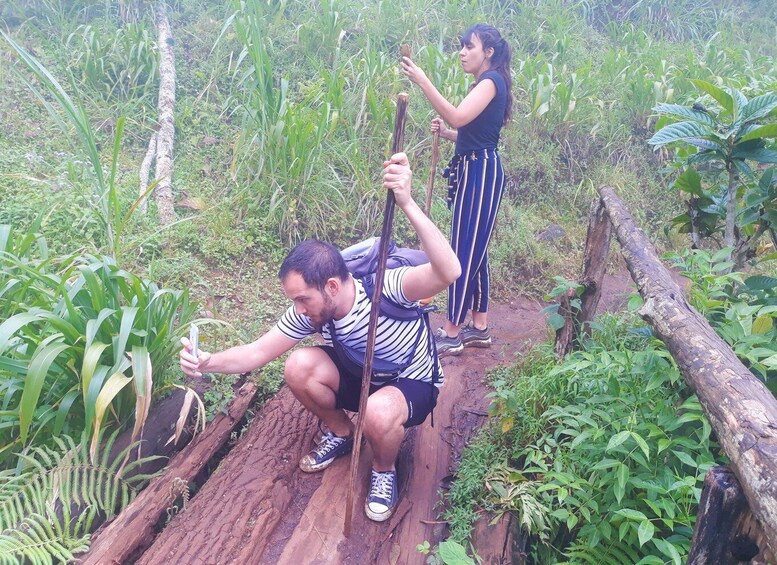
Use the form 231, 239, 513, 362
460, 322, 491, 348
365, 469, 398, 522
299, 432, 353, 473
434, 328, 463, 357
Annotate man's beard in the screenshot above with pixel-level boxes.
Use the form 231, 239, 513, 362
310, 293, 337, 332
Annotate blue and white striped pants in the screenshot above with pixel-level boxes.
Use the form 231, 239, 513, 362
444, 148, 505, 326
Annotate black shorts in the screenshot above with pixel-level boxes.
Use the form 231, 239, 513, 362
319, 345, 439, 428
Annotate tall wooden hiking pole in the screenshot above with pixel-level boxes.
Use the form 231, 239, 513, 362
343, 92, 409, 536
424, 131, 439, 217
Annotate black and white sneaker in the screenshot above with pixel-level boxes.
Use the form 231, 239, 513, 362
364, 469, 398, 522
299, 432, 353, 473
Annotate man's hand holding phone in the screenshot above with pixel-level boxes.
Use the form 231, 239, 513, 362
180, 324, 210, 378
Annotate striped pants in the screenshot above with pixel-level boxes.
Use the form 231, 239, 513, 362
445, 148, 505, 326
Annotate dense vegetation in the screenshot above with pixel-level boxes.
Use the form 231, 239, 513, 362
0, 0, 775, 562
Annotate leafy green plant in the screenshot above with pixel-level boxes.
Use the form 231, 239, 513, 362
0, 236, 197, 470
667, 248, 777, 390
446, 314, 718, 564
0, 430, 160, 563
648, 80, 777, 268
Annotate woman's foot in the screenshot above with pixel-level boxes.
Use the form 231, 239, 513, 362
460, 321, 491, 348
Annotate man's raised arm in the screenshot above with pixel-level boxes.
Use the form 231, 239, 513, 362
381, 152, 461, 302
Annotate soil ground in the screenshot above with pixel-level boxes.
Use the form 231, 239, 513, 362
134, 272, 634, 564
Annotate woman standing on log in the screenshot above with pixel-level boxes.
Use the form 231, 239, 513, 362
402, 23, 513, 357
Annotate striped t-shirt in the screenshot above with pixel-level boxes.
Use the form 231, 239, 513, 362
276, 266, 443, 387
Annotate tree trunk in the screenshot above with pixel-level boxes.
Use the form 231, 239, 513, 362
599, 185, 777, 553
154, 3, 176, 226
724, 164, 737, 251
78, 381, 257, 565
578, 197, 612, 336
554, 198, 611, 357
554, 288, 578, 358
688, 466, 774, 564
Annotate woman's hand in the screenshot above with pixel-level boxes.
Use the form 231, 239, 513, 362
400, 56, 429, 87
383, 152, 414, 209
431, 116, 457, 142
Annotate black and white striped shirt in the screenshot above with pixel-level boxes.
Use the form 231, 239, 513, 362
276, 267, 443, 387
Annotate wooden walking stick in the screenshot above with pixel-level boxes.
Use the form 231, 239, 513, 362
424, 130, 439, 217
343, 92, 409, 536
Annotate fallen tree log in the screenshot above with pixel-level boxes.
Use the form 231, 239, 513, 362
78, 380, 257, 565
134, 385, 318, 564
599, 186, 777, 553
688, 466, 774, 564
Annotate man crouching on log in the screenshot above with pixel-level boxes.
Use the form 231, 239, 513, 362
179, 153, 460, 522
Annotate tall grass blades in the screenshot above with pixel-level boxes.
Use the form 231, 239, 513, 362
67, 22, 159, 101
1, 30, 151, 261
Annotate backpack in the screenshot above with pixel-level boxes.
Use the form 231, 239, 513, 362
327, 237, 440, 384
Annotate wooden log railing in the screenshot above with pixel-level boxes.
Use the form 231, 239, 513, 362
557, 187, 777, 560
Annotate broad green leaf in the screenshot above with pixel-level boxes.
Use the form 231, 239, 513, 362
739, 123, 777, 143
690, 79, 733, 114
617, 463, 629, 491
740, 94, 777, 123
547, 313, 566, 331
732, 146, 777, 163
437, 540, 475, 565
114, 306, 139, 366
19, 342, 70, 443
53, 387, 80, 435
674, 167, 703, 196
653, 538, 682, 565
616, 508, 648, 521
607, 430, 630, 451
752, 315, 774, 335
684, 138, 725, 152
630, 431, 650, 460
648, 121, 711, 147
744, 276, 777, 291
652, 104, 714, 126
90, 372, 133, 463
729, 88, 748, 121
672, 449, 698, 468
638, 520, 655, 546
81, 342, 110, 401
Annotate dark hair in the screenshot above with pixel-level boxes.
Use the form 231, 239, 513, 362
461, 24, 513, 125
278, 240, 349, 291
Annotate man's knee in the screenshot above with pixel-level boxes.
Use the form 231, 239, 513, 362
364, 389, 407, 434
284, 347, 338, 390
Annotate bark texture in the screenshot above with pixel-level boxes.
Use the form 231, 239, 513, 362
578, 197, 612, 333
154, 3, 175, 225
688, 466, 774, 564
136, 385, 318, 564
599, 185, 777, 552
79, 381, 257, 565
138, 132, 157, 215
555, 197, 612, 357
